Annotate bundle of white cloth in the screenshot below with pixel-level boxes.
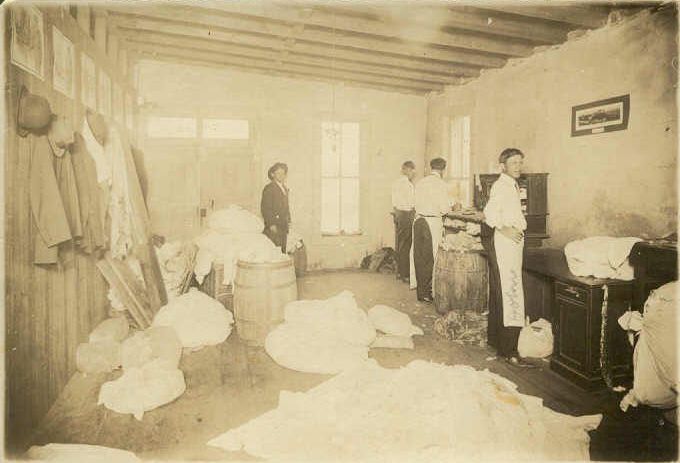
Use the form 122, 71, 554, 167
194, 206, 287, 285
620, 281, 678, 411
208, 359, 601, 462
25, 443, 140, 462
564, 236, 642, 280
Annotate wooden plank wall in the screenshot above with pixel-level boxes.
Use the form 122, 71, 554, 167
4, 5, 138, 453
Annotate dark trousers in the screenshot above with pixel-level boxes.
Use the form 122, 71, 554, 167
413, 217, 434, 300
482, 227, 520, 357
264, 227, 288, 254
394, 210, 415, 279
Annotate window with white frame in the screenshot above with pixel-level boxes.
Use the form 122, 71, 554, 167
449, 116, 471, 207
321, 122, 360, 234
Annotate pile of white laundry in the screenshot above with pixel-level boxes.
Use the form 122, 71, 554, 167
619, 281, 678, 412
368, 304, 424, 350
208, 359, 601, 462
194, 206, 288, 286
25, 443, 141, 462
564, 236, 642, 280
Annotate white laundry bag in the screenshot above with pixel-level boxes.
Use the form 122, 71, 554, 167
517, 318, 553, 359
120, 326, 183, 371
368, 304, 424, 337
76, 341, 122, 374
88, 316, 129, 343
25, 443, 140, 462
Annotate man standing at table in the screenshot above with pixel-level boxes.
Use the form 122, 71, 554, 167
410, 157, 456, 303
391, 161, 416, 283
481, 148, 534, 368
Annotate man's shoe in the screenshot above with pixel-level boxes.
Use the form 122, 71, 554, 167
505, 356, 536, 368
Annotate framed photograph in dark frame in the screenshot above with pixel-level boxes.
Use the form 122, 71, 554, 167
571, 94, 630, 137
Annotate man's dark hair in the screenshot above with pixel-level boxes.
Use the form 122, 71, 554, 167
430, 157, 447, 171
267, 162, 288, 180
498, 148, 524, 164
402, 160, 415, 169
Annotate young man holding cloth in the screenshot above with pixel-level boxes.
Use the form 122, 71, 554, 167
482, 148, 534, 368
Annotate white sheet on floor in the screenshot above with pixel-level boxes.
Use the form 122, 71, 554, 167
98, 358, 186, 420
208, 359, 601, 462
26, 443, 140, 462
152, 289, 234, 350
370, 334, 414, 350
265, 291, 376, 374
564, 236, 642, 280
367, 304, 423, 337
624, 281, 678, 410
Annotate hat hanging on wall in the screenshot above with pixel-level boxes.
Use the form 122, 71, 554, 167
17, 85, 56, 137
86, 109, 108, 146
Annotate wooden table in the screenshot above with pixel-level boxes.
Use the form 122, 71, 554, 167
523, 248, 633, 390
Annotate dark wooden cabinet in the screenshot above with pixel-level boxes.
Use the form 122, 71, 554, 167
629, 241, 677, 311
524, 248, 633, 390
475, 173, 549, 247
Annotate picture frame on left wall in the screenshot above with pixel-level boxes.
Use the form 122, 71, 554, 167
52, 27, 74, 98
81, 53, 97, 110
10, 6, 45, 79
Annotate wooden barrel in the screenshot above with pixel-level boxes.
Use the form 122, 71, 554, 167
233, 259, 297, 346
434, 248, 488, 315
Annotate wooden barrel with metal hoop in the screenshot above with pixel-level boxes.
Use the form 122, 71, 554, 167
434, 248, 488, 315
233, 258, 297, 346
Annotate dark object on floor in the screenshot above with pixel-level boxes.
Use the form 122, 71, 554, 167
434, 310, 487, 346
290, 242, 307, 277
589, 400, 678, 461
361, 247, 397, 273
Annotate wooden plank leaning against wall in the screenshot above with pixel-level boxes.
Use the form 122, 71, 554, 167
4, 5, 139, 453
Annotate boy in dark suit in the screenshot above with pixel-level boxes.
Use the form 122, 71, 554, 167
261, 162, 291, 253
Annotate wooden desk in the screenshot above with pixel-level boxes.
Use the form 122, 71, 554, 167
523, 248, 633, 390
629, 241, 677, 311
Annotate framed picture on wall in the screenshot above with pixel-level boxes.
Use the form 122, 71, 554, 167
52, 27, 74, 98
98, 71, 111, 116
571, 94, 630, 137
10, 6, 45, 79
81, 53, 96, 109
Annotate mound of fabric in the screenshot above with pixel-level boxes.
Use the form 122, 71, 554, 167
368, 305, 423, 350
208, 360, 601, 462
76, 317, 130, 374
25, 443, 140, 462
152, 288, 234, 350
564, 236, 642, 280
98, 358, 186, 421
120, 326, 182, 370
620, 281, 677, 411
207, 205, 264, 233
265, 291, 376, 374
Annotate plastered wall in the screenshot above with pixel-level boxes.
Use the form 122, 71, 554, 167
137, 61, 427, 269
426, 8, 678, 246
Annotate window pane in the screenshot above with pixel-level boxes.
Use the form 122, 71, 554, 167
322, 122, 340, 177
321, 178, 340, 233
203, 119, 250, 139
147, 117, 197, 138
341, 122, 359, 177
341, 178, 360, 233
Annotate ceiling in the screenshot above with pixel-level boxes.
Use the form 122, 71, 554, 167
105, 1, 655, 95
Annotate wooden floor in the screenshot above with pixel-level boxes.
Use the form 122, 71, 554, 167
26, 270, 677, 461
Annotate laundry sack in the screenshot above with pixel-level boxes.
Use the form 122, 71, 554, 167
120, 326, 183, 370
368, 304, 424, 337
89, 316, 129, 343
25, 443, 141, 462
517, 318, 553, 359
76, 341, 122, 374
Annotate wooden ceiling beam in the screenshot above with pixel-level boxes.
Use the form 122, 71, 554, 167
131, 51, 430, 96
127, 43, 443, 93
201, 2, 533, 57
107, 7, 507, 68
119, 30, 461, 85
111, 18, 480, 77
472, 5, 611, 29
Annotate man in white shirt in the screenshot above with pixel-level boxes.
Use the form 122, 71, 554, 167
410, 157, 456, 302
391, 161, 416, 283
482, 148, 533, 368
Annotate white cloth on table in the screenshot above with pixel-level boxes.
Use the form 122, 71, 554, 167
391, 175, 415, 211
564, 236, 642, 280
484, 173, 527, 327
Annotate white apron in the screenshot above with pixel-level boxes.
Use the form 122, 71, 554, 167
494, 231, 525, 327
409, 216, 443, 291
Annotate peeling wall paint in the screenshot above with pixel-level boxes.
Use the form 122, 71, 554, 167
427, 7, 678, 247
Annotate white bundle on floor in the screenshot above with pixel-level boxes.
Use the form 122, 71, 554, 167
207, 205, 264, 233
621, 281, 678, 411
564, 236, 642, 280
25, 443, 140, 462
368, 305, 423, 337
517, 318, 553, 359
89, 317, 129, 343
194, 230, 287, 285
152, 289, 234, 350
371, 334, 414, 350
121, 326, 183, 371
76, 341, 121, 374
98, 359, 186, 421
208, 360, 601, 462
265, 291, 376, 374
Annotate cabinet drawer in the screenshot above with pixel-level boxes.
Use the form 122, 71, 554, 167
555, 281, 588, 303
